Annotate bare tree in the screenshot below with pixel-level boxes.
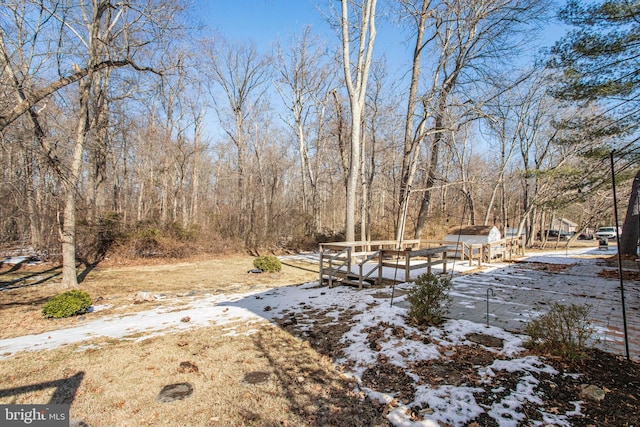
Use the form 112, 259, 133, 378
203, 37, 271, 241
507, 73, 610, 245
338, 0, 378, 242
1, 1, 184, 287
395, 0, 550, 239
480, 73, 530, 231
274, 27, 334, 234
395, 0, 435, 241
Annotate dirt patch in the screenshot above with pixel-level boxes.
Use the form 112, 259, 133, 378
362, 355, 416, 403
598, 268, 640, 281
280, 311, 640, 426
517, 262, 574, 272
466, 332, 504, 348
529, 349, 640, 427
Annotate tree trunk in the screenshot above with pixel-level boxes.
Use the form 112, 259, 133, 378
345, 104, 362, 242
61, 75, 92, 288
339, 0, 377, 242
396, 0, 429, 241
414, 84, 450, 239
191, 120, 201, 225
414, 137, 439, 238
619, 169, 640, 257
484, 185, 498, 226
86, 68, 111, 221
24, 147, 42, 249
60, 181, 79, 288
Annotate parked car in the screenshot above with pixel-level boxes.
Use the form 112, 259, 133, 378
577, 232, 594, 240
538, 229, 570, 240
595, 226, 621, 240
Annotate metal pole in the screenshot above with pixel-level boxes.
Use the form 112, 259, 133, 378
636, 178, 640, 261
610, 151, 630, 361
486, 287, 495, 327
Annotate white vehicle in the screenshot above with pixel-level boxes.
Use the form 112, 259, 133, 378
595, 226, 621, 240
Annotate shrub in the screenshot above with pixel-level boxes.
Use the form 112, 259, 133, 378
524, 303, 594, 363
42, 290, 93, 319
406, 273, 452, 326
253, 255, 282, 273
168, 222, 199, 241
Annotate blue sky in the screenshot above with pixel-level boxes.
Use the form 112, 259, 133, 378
192, 0, 568, 145
194, 0, 415, 70
193, 0, 566, 76
196, 0, 332, 45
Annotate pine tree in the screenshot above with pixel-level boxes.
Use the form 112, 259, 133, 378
549, 0, 640, 256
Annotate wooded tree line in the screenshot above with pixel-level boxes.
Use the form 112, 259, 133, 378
1, 0, 638, 287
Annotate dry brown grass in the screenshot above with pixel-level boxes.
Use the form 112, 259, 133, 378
0, 321, 386, 426
0, 256, 389, 426
0, 256, 318, 339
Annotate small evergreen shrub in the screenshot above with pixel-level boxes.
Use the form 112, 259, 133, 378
42, 290, 93, 319
253, 255, 282, 273
407, 273, 452, 326
524, 303, 594, 363
168, 222, 199, 241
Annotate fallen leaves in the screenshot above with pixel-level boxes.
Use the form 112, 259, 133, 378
177, 361, 199, 374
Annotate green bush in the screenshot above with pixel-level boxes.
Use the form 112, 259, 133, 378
168, 222, 199, 241
406, 273, 452, 326
524, 303, 594, 363
253, 255, 282, 273
42, 290, 93, 319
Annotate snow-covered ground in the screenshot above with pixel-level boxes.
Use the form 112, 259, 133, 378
0, 246, 637, 426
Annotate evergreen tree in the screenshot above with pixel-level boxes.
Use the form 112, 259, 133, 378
549, 0, 640, 256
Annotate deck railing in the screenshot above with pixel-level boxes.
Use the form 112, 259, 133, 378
319, 236, 524, 288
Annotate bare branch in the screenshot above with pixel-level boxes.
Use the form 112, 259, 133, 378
0, 59, 161, 131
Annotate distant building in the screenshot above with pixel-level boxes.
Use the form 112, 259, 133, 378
551, 218, 577, 233
445, 225, 501, 245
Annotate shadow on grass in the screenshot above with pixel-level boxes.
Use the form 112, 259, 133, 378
0, 258, 100, 290
0, 371, 85, 404
0, 265, 62, 291
249, 328, 387, 427
0, 295, 52, 309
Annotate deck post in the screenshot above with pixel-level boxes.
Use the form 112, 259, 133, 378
319, 244, 324, 285
443, 251, 447, 273
405, 250, 411, 282
329, 252, 333, 288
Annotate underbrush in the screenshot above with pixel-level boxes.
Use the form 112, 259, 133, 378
74, 218, 244, 263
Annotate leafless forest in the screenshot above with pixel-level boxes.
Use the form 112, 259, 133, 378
0, 1, 634, 286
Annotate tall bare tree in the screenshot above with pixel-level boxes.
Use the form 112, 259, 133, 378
395, 0, 434, 241
274, 27, 334, 234
396, 0, 550, 239
338, 0, 378, 242
203, 37, 271, 241
1, 1, 183, 287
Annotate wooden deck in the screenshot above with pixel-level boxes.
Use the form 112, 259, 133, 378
319, 237, 524, 289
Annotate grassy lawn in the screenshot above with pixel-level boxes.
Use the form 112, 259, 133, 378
0, 256, 390, 426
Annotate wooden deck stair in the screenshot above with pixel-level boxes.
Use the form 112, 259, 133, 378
322, 269, 377, 287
